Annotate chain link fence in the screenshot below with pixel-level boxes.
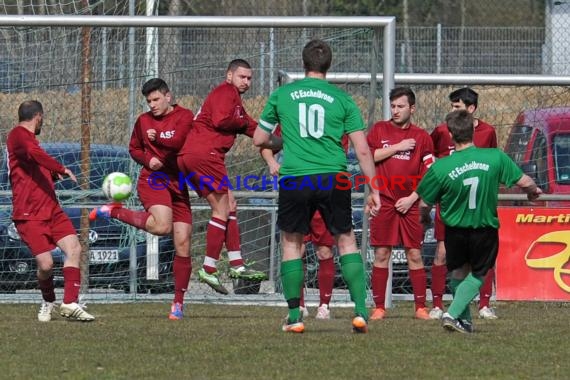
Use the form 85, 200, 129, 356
0, 1, 568, 302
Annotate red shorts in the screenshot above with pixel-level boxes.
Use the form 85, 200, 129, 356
369, 203, 423, 249
177, 153, 228, 198
434, 204, 445, 241
137, 169, 192, 224
14, 206, 76, 256
303, 211, 335, 247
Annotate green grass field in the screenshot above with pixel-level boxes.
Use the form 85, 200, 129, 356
1, 301, 569, 380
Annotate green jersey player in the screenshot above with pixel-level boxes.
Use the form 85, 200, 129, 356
416, 110, 541, 333
253, 39, 380, 334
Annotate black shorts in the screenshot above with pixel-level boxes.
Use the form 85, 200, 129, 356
277, 173, 352, 236
445, 226, 498, 277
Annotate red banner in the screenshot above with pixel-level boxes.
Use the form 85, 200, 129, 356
497, 207, 570, 301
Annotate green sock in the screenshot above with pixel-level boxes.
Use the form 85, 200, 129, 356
447, 273, 483, 319
281, 259, 304, 321
448, 278, 471, 320
340, 253, 368, 320
449, 277, 461, 296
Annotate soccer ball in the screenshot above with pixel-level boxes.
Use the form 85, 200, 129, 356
102, 172, 132, 202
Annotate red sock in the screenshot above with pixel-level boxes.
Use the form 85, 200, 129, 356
479, 268, 495, 309
62, 266, 80, 304
318, 257, 335, 305
226, 212, 244, 267
203, 217, 226, 274
38, 275, 56, 303
430, 264, 447, 309
111, 208, 151, 230
173, 255, 191, 304
371, 266, 388, 309
409, 268, 427, 310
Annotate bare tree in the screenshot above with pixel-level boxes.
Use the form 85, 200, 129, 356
403, 0, 414, 73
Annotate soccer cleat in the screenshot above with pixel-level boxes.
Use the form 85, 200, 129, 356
169, 302, 183, 320
442, 312, 469, 333
315, 304, 331, 320
38, 301, 56, 322
352, 315, 368, 333
282, 318, 305, 333
370, 307, 386, 320
228, 266, 268, 281
198, 268, 229, 295
88, 202, 122, 221
59, 302, 95, 322
415, 307, 430, 320
478, 306, 498, 320
460, 319, 474, 333
428, 306, 444, 320
285, 306, 309, 320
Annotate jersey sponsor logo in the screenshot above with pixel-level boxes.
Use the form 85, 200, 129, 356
392, 150, 411, 160
381, 142, 412, 160
159, 131, 175, 139
524, 231, 570, 292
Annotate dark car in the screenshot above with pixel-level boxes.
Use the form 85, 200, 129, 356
0, 143, 175, 293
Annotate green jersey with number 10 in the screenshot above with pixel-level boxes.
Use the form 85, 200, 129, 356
416, 146, 523, 229
258, 77, 365, 177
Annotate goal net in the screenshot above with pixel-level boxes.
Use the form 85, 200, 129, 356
0, 4, 388, 304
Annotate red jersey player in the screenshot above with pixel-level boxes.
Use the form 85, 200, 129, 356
367, 87, 434, 321
89, 78, 194, 320
428, 87, 499, 321
7, 100, 94, 322
177, 59, 267, 295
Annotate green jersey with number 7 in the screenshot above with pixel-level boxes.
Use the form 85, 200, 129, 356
417, 146, 523, 229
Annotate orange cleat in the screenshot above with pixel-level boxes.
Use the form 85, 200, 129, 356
415, 307, 430, 320
352, 315, 368, 333
370, 308, 386, 320
282, 318, 305, 333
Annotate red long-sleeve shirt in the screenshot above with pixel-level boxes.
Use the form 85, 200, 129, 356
179, 82, 257, 158
6, 126, 66, 220
129, 104, 194, 175
367, 121, 434, 203
431, 119, 497, 158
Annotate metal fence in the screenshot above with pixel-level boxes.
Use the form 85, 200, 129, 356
0, 14, 568, 305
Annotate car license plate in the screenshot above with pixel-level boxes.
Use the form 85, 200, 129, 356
391, 249, 407, 264
89, 249, 119, 263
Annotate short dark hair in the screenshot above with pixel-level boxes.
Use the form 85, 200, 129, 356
389, 87, 416, 106
449, 87, 478, 109
227, 59, 251, 72
141, 78, 170, 97
18, 100, 43, 122
302, 39, 332, 74
446, 110, 474, 144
